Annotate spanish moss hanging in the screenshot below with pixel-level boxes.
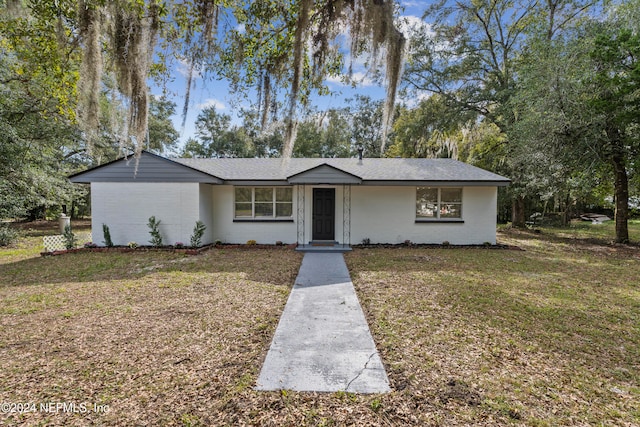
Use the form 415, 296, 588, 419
73, 0, 405, 158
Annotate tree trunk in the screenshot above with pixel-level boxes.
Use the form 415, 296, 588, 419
563, 191, 571, 225
611, 153, 629, 243
511, 196, 526, 228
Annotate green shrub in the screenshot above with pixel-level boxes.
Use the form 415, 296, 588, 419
370, 398, 383, 412
63, 224, 77, 250
190, 220, 206, 247
147, 216, 163, 247
0, 223, 20, 247
102, 223, 113, 247
246, 239, 257, 245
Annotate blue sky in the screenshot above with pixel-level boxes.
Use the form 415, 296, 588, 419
151, 1, 429, 148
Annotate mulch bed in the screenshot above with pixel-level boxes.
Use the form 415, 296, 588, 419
353, 242, 522, 250
41, 244, 214, 257
40, 243, 299, 257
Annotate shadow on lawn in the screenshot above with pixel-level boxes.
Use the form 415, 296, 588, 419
346, 236, 640, 393
439, 276, 638, 380
8, 219, 92, 237
0, 248, 302, 289
501, 226, 640, 249
368, 274, 640, 426
347, 229, 639, 276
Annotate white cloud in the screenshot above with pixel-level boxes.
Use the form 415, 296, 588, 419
350, 72, 375, 87
196, 98, 226, 110
325, 74, 344, 85
176, 58, 203, 79
397, 15, 433, 38
327, 71, 375, 88
400, 0, 424, 9
398, 90, 432, 108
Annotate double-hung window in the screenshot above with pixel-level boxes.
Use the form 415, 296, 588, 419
416, 187, 462, 220
235, 187, 293, 219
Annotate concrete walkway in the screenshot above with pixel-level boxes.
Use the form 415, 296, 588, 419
255, 253, 390, 393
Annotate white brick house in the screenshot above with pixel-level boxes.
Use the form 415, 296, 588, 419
70, 151, 510, 247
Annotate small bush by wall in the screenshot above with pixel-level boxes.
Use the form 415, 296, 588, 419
0, 224, 20, 247
147, 216, 163, 247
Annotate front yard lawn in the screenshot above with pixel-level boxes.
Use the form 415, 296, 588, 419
0, 223, 638, 425
347, 228, 639, 425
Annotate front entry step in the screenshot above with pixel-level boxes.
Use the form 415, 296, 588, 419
309, 240, 339, 246
296, 242, 351, 253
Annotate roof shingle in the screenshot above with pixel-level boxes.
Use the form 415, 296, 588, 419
174, 157, 510, 184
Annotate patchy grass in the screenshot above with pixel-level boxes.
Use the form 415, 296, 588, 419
1, 223, 639, 425
346, 228, 640, 426
0, 240, 303, 426
507, 218, 640, 244
0, 220, 92, 263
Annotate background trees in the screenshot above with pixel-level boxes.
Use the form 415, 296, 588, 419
12, 0, 404, 158
507, 3, 640, 242
1, 0, 405, 219
586, 26, 640, 242
148, 96, 180, 154
402, 0, 542, 226
0, 1, 179, 218
1, 0, 639, 240
399, 0, 639, 242
181, 96, 384, 159
293, 109, 351, 158
0, 3, 82, 219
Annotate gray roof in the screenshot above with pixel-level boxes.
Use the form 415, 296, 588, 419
69, 151, 222, 183
70, 151, 510, 186
175, 157, 510, 185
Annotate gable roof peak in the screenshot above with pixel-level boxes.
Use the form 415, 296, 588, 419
287, 163, 363, 185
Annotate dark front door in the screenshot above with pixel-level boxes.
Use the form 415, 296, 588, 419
312, 188, 335, 241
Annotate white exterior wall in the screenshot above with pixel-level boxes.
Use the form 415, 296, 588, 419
198, 184, 215, 244
91, 182, 498, 246
91, 182, 201, 246
211, 185, 297, 244
349, 186, 498, 245
208, 184, 498, 245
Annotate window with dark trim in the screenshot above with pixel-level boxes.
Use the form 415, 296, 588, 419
235, 187, 293, 219
416, 187, 462, 219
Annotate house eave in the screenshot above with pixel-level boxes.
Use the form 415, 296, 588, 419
286, 163, 363, 185
211, 179, 511, 187
68, 150, 224, 184
359, 180, 511, 187
69, 177, 222, 184
225, 180, 291, 186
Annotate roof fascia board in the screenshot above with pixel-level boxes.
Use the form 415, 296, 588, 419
68, 151, 138, 181
287, 163, 362, 184
225, 180, 291, 186
69, 150, 224, 183
222, 180, 511, 187
360, 180, 511, 187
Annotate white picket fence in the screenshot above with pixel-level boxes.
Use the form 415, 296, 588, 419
43, 232, 92, 252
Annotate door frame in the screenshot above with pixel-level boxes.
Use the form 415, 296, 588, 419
312, 187, 336, 241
